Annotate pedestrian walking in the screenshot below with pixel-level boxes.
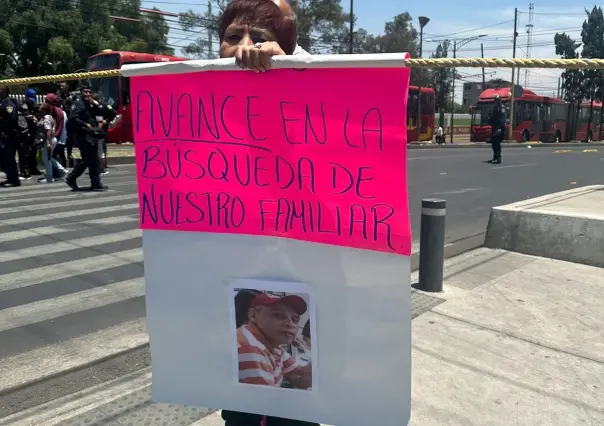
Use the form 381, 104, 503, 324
65, 86, 108, 191
23, 89, 43, 177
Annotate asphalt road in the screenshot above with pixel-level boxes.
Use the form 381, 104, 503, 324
407, 146, 603, 249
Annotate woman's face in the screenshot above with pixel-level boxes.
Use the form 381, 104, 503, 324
220, 21, 278, 58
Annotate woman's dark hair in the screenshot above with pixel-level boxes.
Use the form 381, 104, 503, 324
218, 0, 297, 55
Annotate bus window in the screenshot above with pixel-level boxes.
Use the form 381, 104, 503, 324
122, 77, 131, 105
421, 92, 435, 115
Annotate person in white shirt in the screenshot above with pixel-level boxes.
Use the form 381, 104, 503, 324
436, 125, 444, 144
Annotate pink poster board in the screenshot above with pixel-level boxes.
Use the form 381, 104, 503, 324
131, 67, 411, 255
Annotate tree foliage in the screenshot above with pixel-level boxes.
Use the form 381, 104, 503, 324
554, 6, 604, 104
0, 0, 172, 78
428, 40, 453, 125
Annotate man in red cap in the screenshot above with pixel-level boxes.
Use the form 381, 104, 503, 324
237, 292, 310, 387
223, 291, 318, 426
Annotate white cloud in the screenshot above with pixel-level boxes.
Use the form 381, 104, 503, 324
421, 6, 588, 102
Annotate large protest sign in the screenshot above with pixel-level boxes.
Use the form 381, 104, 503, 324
125, 53, 412, 426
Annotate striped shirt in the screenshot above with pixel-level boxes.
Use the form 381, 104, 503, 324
237, 323, 303, 386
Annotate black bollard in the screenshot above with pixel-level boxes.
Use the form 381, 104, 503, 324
417, 198, 446, 292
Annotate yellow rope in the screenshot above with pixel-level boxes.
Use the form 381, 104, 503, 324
0, 69, 121, 86
406, 57, 604, 69
2, 57, 604, 87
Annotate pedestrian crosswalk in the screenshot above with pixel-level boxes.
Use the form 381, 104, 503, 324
0, 165, 214, 425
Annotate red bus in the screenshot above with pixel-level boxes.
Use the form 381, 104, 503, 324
470, 87, 568, 143
576, 101, 603, 142
407, 86, 435, 142
85, 50, 187, 143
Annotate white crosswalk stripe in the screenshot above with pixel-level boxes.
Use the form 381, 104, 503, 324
0, 165, 215, 425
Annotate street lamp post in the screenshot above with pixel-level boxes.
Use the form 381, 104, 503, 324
416, 16, 430, 142
449, 34, 487, 144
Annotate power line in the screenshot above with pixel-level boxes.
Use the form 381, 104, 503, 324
424, 20, 514, 39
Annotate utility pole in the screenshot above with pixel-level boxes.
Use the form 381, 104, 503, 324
524, 3, 534, 87
481, 43, 486, 89
449, 40, 457, 144
557, 77, 561, 98
348, 0, 354, 54
416, 16, 430, 142
208, 2, 213, 58
509, 8, 518, 141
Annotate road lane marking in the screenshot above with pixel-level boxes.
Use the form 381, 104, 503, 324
433, 188, 483, 195
491, 163, 537, 170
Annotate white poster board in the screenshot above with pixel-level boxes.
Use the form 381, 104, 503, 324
125, 53, 413, 425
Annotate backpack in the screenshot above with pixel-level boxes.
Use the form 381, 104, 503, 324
34, 119, 47, 149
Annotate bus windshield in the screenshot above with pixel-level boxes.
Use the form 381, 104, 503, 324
85, 54, 120, 107
89, 77, 118, 107
472, 101, 510, 126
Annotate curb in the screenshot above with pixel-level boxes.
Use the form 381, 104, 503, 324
407, 142, 604, 149
105, 156, 136, 165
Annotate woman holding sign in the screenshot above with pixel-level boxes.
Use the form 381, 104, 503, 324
219, 2, 319, 426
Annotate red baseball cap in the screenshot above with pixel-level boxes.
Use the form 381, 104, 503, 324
250, 293, 307, 315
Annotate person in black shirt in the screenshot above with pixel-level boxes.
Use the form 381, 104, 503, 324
488, 95, 506, 164
23, 89, 43, 176
0, 86, 21, 187
65, 86, 108, 191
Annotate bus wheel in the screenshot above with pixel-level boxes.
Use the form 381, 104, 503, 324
586, 131, 593, 143
554, 131, 561, 143
522, 129, 530, 142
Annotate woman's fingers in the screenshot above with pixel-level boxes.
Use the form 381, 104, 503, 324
235, 42, 286, 72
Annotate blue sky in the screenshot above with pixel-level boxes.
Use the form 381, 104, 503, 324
143, 0, 591, 100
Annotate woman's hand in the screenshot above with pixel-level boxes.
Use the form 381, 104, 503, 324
46, 142, 52, 153
234, 42, 285, 72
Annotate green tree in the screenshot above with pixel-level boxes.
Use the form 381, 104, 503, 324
554, 32, 583, 139
179, 0, 225, 59
579, 6, 604, 133
0, 0, 172, 78
290, 0, 348, 52
428, 40, 453, 126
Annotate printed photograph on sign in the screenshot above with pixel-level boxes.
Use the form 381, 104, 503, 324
230, 280, 316, 391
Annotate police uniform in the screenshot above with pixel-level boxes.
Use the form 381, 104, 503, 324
66, 97, 107, 190
488, 99, 507, 164
66, 94, 79, 166
96, 102, 116, 171
0, 96, 21, 187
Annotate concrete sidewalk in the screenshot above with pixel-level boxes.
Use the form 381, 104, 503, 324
5, 248, 603, 425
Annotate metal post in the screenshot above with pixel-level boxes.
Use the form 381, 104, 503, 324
509, 8, 518, 141
417, 27, 424, 142
449, 41, 456, 144
348, 0, 354, 54
481, 43, 486, 88
418, 199, 446, 293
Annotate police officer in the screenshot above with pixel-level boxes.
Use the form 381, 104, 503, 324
23, 89, 42, 176
66, 90, 80, 167
488, 95, 506, 164
0, 86, 21, 187
65, 86, 108, 191
91, 93, 116, 174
